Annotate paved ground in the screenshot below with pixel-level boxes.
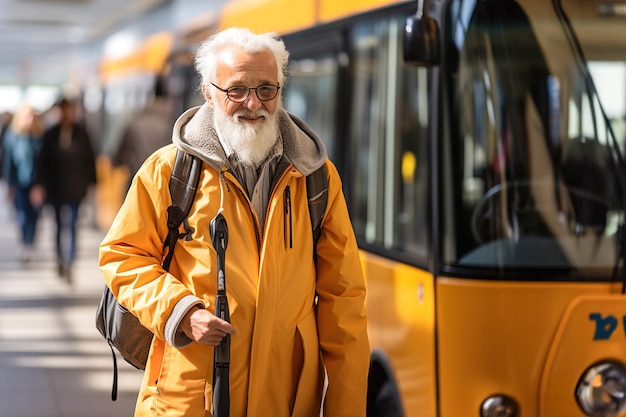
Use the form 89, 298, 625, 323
0, 182, 143, 417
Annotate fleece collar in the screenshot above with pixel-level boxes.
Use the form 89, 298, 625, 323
171, 104, 327, 176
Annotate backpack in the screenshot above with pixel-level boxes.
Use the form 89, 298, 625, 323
95, 148, 328, 400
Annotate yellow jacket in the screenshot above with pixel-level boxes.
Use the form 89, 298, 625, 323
99, 105, 369, 417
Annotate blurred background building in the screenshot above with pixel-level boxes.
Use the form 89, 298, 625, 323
0, 0, 228, 112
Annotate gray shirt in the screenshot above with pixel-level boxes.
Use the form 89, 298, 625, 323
220, 134, 283, 232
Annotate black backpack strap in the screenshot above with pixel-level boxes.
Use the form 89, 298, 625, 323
163, 149, 202, 271
306, 163, 328, 251
108, 340, 119, 401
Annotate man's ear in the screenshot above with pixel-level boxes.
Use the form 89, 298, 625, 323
201, 84, 214, 108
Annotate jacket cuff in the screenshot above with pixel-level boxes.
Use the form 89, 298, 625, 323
164, 295, 205, 348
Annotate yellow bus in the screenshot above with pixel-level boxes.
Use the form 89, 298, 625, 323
105, 0, 626, 415
211, 0, 626, 416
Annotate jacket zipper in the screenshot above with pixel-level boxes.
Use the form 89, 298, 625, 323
223, 170, 262, 249
284, 186, 292, 249
225, 166, 296, 251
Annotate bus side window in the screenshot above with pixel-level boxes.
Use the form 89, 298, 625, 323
392, 66, 429, 257
284, 56, 339, 161
347, 15, 430, 260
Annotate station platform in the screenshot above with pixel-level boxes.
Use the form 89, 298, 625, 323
0, 182, 143, 417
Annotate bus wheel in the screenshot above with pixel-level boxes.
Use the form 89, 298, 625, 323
367, 356, 404, 417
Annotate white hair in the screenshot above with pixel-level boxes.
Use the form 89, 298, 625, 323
195, 27, 289, 88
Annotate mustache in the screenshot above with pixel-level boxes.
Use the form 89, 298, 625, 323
234, 109, 269, 120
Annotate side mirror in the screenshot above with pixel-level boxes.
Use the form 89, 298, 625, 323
404, 12, 440, 66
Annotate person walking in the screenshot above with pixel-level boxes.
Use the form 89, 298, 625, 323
0, 111, 15, 179
112, 76, 173, 191
1, 104, 43, 261
99, 27, 370, 417
32, 98, 97, 281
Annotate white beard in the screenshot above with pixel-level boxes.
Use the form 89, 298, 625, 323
213, 105, 279, 167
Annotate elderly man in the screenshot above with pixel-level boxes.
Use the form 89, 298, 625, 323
99, 27, 369, 417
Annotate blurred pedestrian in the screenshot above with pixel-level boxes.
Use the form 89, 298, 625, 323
1, 104, 43, 262
0, 111, 12, 135
112, 76, 173, 191
32, 98, 97, 281
0, 110, 15, 179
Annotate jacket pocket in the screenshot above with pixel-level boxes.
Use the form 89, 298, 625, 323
291, 309, 324, 417
154, 342, 210, 416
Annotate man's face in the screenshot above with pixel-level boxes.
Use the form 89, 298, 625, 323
210, 47, 280, 117
205, 47, 282, 167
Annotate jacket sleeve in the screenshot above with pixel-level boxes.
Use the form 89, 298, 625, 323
314, 161, 370, 417
98, 146, 204, 344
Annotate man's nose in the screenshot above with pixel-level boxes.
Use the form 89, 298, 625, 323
242, 90, 262, 111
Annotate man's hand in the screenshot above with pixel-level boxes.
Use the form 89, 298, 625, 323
180, 306, 237, 346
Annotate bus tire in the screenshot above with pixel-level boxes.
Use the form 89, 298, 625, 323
367, 352, 404, 417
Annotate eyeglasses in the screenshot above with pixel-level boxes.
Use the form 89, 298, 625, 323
210, 82, 281, 103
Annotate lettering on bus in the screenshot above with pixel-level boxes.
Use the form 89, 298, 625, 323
589, 313, 625, 340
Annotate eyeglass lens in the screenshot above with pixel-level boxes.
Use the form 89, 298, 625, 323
228, 85, 279, 102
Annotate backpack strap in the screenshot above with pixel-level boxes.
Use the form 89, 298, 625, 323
306, 163, 328, 251
163, 149, 202, 271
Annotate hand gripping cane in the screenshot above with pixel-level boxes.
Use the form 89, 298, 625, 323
210, 212, 230, 417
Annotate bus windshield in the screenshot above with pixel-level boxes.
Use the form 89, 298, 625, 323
443, 0, 626, 273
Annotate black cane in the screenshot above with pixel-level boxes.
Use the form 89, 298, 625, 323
210, 212, 230, 417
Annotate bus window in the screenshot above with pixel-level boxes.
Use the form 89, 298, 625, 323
588, 62, 626, 152
349, 20, 387, 245
443, 0, 624, 272
284, 56, 339, 160
348, 15, 430, 259
391, 50, 430, 257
